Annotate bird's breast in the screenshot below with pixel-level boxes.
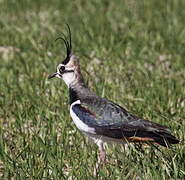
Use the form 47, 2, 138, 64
70, 100, 95, 134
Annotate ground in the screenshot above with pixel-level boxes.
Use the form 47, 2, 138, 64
0, 0, 184, 179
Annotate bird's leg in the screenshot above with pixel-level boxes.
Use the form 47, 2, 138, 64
97, 141, 106, 163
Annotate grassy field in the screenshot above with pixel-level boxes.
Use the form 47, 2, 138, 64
0, 0, 185, 179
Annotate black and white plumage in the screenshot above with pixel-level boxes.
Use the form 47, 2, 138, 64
48, 26, 179, 162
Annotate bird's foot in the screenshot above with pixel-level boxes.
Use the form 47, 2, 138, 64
99, 149, 106, 163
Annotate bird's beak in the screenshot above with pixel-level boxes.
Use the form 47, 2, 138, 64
48, 72, 58, 79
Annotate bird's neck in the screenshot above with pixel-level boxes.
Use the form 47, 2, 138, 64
68, 67, 97, 105
69, 83, 95, 105
69, 87, 79, 105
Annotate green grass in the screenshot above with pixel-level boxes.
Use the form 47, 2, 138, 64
0, 0, 185, 179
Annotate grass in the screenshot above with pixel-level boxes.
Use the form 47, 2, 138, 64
0, 0, 185, 179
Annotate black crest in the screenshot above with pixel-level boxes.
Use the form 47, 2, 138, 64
56, 24, 72, 65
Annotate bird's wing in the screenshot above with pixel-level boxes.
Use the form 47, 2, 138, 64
81, 96, 166, 128
72, 97, 179, 146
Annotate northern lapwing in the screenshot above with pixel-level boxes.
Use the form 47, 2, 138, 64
48, 25, 179, 162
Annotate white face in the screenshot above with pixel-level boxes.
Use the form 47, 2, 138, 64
56, 64, 76, 87
48, 55, 80, 87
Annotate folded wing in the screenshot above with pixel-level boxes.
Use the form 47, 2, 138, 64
72, 98, 179, 147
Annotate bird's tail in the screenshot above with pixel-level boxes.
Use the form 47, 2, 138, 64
152, 131, 179, 147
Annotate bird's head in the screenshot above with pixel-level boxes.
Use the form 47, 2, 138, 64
48, 25, 83, 87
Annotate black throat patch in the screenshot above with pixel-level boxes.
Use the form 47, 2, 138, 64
69, 87, 79, 105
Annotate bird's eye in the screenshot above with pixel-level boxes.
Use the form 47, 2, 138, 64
59, 66, 65, 74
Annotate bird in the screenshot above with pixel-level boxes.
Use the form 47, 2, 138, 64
48, 25, 179, 163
